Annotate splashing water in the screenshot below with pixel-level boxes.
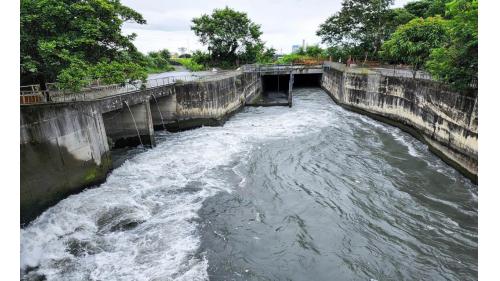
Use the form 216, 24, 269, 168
21, 88, 477, 281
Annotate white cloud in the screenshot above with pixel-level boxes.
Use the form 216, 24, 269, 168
122, 0, 411, 54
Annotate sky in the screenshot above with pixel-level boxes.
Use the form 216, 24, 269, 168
122, 0, 410, 55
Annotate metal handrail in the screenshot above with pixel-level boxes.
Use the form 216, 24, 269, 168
20, 70, 244, 103
20, 63, 322, 103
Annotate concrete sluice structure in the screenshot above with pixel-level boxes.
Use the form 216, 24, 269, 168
20, 63, 478, 224
20, 71, 261, 223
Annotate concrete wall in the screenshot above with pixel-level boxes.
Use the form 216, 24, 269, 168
150, 86, 176, 130
20, 102, 112, 224
102, 101, 155, 148
152, 72, 262, 131
20, 71, 261, 223
321, 64, 478, 180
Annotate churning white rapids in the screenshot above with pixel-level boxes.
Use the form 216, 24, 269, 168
20, 88, 477, 281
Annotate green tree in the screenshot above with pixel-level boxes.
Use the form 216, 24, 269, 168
324, 46, 352, 62
255, 46, 276, 64
386, 8, 417, 34
293, 47, 306, 56
426, 0, 477, 89
380, 16, 449, 77
171, 57, 205, 71
305, 45, 324, 58
191, 50, 211, 68
145, 49, 175, 73
404, 0, 449, 18
238, 42, 276, 64
21, 0, 147, 89
191, 7, 263, 67
317, 0, 395, 60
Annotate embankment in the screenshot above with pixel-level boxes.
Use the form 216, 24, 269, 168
321, 63, 477, 181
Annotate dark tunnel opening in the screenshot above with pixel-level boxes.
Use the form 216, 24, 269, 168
261, 73, 322, 94
262, 75, 290, 94
293, 73, 322, 88
255, 73, 322, 106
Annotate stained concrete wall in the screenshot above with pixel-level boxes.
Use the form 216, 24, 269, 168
20, 71, 261, 223
150, 86, 176, 130
20, 102, 112, 224
152, 72, 262, 131
321, 64, 478, 180
102, 101, 155, 148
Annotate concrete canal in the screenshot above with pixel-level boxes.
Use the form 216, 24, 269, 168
21, 87, 477, 281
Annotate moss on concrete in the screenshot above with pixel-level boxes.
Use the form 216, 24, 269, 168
21, 141, 112, 225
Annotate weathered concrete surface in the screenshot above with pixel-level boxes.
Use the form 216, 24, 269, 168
321, 64, 478, 181
150, 86, 176, 130
20, 71, 261, 223
153, 72, 262, 131
253, 64, 323, 75
20, 102, 112, 224
102, 101, 155, 148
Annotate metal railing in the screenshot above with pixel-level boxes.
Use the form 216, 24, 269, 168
20, 70, 242, 104
20, 84, 48, 104
24, 61, 473, 104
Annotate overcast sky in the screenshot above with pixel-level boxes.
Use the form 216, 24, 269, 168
122, 0, 410, 55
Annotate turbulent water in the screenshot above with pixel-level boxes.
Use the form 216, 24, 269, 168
21, 88, 477, 281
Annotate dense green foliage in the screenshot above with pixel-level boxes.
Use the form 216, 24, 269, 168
275, 45, 328, 64
404, 0, 449, 18
316, 0, 396, 60
302, 45, 324, 57
426, 0, 478, 89
172, 58, 205, 71
317, 0, 477, 90
380, 16, 449, 75
191, 7, 275, 68
21, 0, 148, 89
276, 53, 306, 64
190, 51, 212, 68
57, 59, 147, 91
21, 0, 477, 91
144, 49, 175, 73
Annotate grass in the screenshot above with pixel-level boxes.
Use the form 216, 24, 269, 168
171, 58, 205, 71
275, 54, 326, 65
146, 65, 175, 74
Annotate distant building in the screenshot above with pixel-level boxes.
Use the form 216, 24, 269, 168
292, 45, 301, 53
178, 47, 187, 55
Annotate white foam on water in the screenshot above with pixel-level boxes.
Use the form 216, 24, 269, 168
390, 131, 421, 157
351, 114, 424, 157
21, 90, 336, 281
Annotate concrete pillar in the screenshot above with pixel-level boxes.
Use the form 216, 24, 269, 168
143, 101, 155, 147
288, 73, 294, 107
150, 93, 177, 131
102, 101, 155, 148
